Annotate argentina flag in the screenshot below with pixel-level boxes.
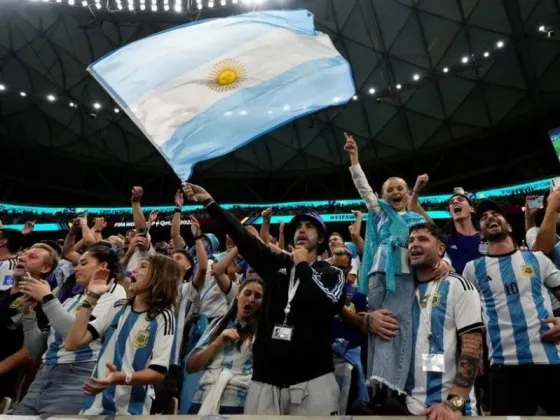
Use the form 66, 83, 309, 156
88, 9, 355, 180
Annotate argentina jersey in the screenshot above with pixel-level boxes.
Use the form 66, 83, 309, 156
463, 250, 560, 366
42, 283, 126, 365
82, 300, 175, 415
405, 274, 483, 415
170, 282, 199, 366
189, 317, 253, 409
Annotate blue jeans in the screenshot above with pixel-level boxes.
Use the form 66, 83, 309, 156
367, 272, 414, 394
15, 361, 96, 415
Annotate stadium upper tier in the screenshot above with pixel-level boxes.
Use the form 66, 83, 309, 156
0, 177, 552, 229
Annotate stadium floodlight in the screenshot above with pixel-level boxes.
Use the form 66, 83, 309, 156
539, 25, 546, 32
396, 84, 402, 90
20, 92, 26, 97
352, 95, 358, 101
114, 108, 120, 113
95, 0, 102, 9
443, 67, 449, 73
116, 0, 123, 9
151, 0, 157, 11
93, 102, 102, 110
127, 0, 134, 11
496, 40, 504, 48
0, 84, 6, 91
483, 51, 490, 57
208, 1, 214, 8
47, 94, 56, 102
69, 102, 76, 107
174, 0, 182, 11
368, 87, 375, 94
412, 73, 420, 81
68, 0, 74, 4
461, 56, 469, 63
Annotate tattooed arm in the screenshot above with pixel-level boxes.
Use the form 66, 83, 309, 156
450, 331, 483, 398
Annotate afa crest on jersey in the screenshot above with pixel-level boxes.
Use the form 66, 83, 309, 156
133, 327, 151, 348
420, 292, 441, 308
521, 264, 535, 277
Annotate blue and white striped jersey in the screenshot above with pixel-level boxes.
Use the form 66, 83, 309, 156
82, 300, 176, 415
405, 274, 483, 415
188, 317, 253, 409
42, 283, 126, 365
463, 250, 560, 366
170, 282, 199, 366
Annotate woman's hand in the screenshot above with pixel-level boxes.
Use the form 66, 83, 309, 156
216, 328, 240, 347
88, 268, 112, 296
83, 363, 123, 396
19, 275, 51, 301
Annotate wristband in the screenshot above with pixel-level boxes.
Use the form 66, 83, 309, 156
86, 290, 102, 299
41, 294, 55, 305
193, 234, 204, 241
174, 207, 182, 213
80, 300, 95, 310
125, 372, 133, 385
203, 198, 214, 208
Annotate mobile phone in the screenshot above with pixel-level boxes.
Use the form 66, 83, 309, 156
551, 177, 560, 190
527, 196, 544, 210
137, 227, 147, 238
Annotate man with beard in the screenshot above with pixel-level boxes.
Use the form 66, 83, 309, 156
463, 200, 560, 415
183, 183, 345, 416
446, 189, 485, 274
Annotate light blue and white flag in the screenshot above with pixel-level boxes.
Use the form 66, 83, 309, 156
88, 9, 355, 179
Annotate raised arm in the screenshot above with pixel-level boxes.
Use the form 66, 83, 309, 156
130, 186, 148, 231
211, 246, 239, 294
534, 189, 560, 254
171, 190, 187, 250
409, 174, 433, 224
260, 208, 273, 244
344, 133, 380, 212
183, 184, 289, 281
190, 216, 208, 290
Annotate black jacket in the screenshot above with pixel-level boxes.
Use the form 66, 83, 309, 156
206, 201, 346, 386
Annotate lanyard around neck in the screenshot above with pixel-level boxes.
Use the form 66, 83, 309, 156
415, 280, 441, 341
282, 267, 300, 325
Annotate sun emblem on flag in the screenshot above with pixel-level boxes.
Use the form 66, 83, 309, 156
208, 59, 246, 92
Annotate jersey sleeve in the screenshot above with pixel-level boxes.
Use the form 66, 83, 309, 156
90, 284, 127, 320
450, 275, 484, 335
88, 299, 127, 340
462, 261, 478, 288
148, 310, 176, 374
536, 252, 560, 290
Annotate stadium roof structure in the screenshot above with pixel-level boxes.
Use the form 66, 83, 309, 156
1, 0, 560, 205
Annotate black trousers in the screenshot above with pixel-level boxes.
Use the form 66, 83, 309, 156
490, 364, 560, 415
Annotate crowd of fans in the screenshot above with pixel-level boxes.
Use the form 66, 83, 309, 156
0, 134, 558, 418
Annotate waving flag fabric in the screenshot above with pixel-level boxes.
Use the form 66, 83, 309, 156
88, 9, 355, 180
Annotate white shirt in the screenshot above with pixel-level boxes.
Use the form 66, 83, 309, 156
0, 257, 18, 291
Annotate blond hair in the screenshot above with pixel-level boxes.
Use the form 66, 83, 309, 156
30, 243, 60, 274
381, 177, 409, 195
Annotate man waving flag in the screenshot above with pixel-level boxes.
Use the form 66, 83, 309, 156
89, 9, 355, 179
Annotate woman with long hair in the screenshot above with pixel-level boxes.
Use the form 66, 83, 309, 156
185, 277, 264, 415
64, 254, 180, 415
15, 245, 127, 415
